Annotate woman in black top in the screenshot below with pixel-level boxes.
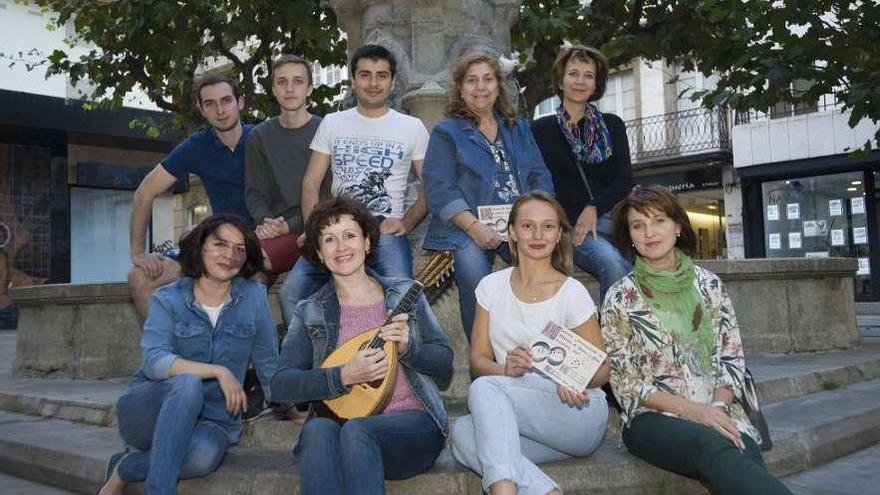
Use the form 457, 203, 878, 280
532, 45, 632, 304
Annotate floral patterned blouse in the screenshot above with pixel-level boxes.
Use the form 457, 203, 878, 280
600, 265, 761, 442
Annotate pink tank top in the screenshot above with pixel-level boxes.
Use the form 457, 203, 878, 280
338, 300, 424, 414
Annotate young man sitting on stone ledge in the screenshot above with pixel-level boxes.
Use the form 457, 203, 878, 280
245, 54, 324, 291
127, 74, 254, 320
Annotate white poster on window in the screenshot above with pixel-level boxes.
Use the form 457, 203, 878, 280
831, 229, 846, 246
786, 203, 800, 220
788, 232, 802, 249
803, 220, 827, 237
858, 257, 871, 276
829, 199, 843, 216
768, 233, 781, 250
854, 226, 868, 245
851, 197, 865, 215
805, 251, 830, 258
766, 204, 779, 221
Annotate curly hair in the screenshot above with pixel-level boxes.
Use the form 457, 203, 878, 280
301, 197, 381, 267
445, 52, 517, 126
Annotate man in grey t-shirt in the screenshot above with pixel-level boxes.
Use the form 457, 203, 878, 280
246, 55, 321, 287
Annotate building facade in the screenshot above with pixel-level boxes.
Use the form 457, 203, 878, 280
733, 97, 880, 300
0, 1, 181, 328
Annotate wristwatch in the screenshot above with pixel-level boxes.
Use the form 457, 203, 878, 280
710, 400, 731, 415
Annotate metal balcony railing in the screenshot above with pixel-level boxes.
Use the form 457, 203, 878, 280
624, 107, 731, 167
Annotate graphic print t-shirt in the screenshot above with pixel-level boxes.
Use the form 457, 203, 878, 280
310, 108, 429, 218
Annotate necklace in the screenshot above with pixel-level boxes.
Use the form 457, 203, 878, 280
511, 269, 563, 304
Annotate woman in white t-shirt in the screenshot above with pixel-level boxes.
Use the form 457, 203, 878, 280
450, 191, 610, 495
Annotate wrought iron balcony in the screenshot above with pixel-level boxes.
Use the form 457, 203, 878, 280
625, 107, 731, 168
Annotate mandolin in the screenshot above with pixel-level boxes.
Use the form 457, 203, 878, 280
319, 280, 424, 420
317, 251, 454, 421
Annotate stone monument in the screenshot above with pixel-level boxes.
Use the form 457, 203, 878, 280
330, 0, 520, 128
329, 0, 522, 400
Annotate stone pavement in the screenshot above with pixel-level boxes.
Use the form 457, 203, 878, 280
0, 472, 77, 495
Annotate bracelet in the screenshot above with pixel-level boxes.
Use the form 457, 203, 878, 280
710, 400, 731, 414
464, 219, 479, 233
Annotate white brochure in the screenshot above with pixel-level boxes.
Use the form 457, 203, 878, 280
530, 321, 607, 393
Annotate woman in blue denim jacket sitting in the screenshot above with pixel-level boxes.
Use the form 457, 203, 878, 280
423, 52, 555, 341
271, 197, 453, 495
99, 214, 279, 495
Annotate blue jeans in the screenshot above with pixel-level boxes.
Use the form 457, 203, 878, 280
572, 213, 631, 305
298, 410, 445, 495
113, 374, 229, 494
451, 239, 511, 341
451, 373, 608, 494
280, 233, 413, 326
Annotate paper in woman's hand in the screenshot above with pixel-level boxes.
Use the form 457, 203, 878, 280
529, 321, 606, 392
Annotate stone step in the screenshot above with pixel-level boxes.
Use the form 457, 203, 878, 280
0, 472, 79, 495
2, 377, 880, 495
782, 442, 880, 495
6, 343, 880, 452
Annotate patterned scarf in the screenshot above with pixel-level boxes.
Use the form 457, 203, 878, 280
555, 102, 613, 165
633, 249, 714, 375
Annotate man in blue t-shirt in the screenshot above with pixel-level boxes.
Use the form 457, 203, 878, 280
128, 74, 254, 319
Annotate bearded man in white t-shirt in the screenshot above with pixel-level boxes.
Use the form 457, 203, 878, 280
279, 44, 429, 325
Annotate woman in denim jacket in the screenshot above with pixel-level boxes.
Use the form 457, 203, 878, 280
422, 52, 554, 341
271, 197, 453, 495
99, 214, 280, 495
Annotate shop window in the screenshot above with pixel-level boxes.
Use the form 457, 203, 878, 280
761, 171, 870, 297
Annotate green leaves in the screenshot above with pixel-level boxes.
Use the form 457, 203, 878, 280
513, 0, 878, 152
33, 0, 348, 134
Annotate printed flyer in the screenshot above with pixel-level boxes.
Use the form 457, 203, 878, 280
477, 204, 513, 241
530, 321, 607, 392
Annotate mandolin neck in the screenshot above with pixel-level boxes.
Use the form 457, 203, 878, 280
365, 281, 424, 350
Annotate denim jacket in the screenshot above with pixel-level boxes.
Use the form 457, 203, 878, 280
422, 115, 555, 250
134, 277, 280, 443
271, 272, 454, 436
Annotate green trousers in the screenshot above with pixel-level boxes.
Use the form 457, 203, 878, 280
623, 412, 792, 495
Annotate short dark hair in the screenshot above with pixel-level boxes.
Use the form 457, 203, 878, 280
178, 213, 263, 279
610, 185, 697, 260
552, 45, 609, 102
349, 44, 397, 79
194, 73, 240, 104
301, 197, 380, 267
272, 54, 313, 87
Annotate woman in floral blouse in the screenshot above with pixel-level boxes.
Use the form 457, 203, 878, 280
601, 185, 791, 495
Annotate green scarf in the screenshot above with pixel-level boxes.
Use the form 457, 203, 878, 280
633, 249, 714, 375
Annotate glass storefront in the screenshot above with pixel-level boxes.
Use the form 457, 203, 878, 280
679, 189, 726, 259
761, 171, 871, 297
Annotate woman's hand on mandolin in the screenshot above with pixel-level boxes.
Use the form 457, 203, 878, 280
340, 348, 388, 386
378, 313, 410, 355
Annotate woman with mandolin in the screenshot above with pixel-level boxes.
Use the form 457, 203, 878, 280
270, 197, 453, 495
451, 191, 610, 495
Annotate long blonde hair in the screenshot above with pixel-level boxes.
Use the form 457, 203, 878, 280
507, 191, 573, 276
445, 52, 518, 126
